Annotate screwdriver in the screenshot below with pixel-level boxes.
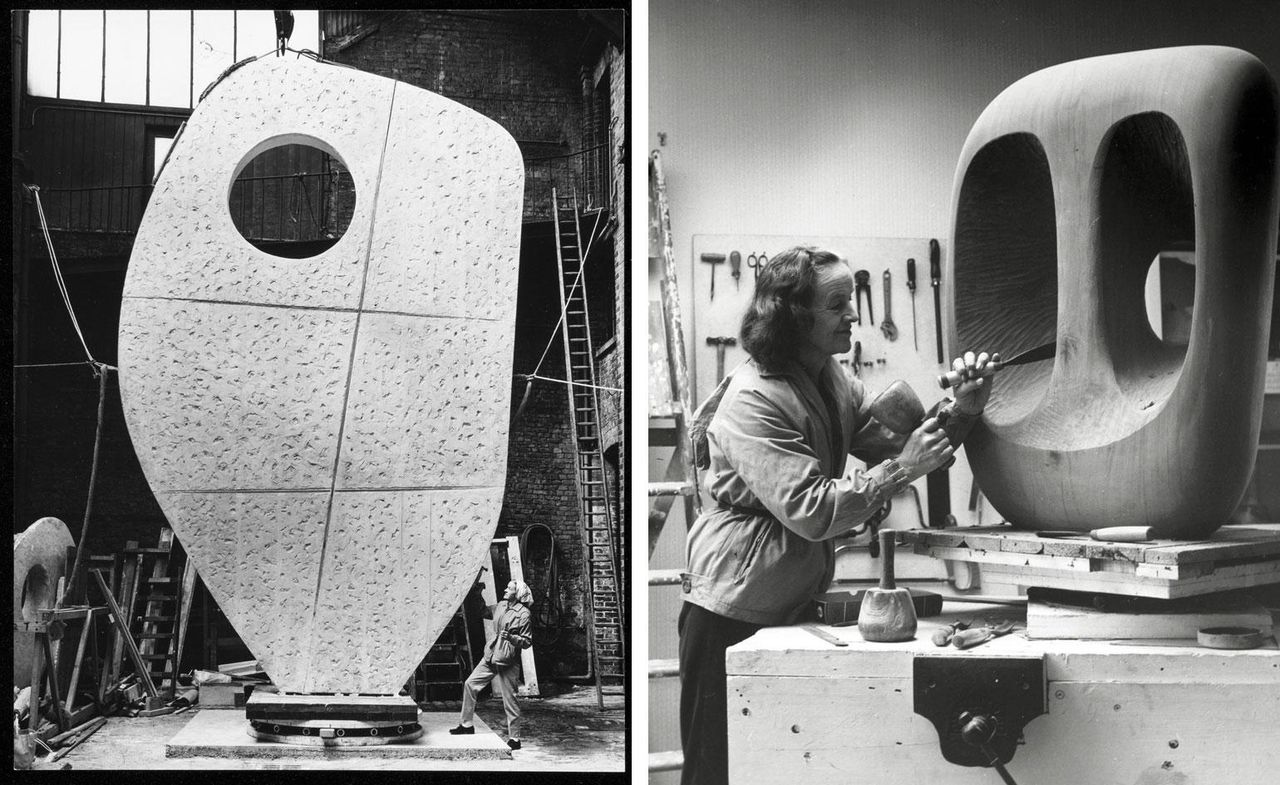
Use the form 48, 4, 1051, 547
906, 258, 917, 351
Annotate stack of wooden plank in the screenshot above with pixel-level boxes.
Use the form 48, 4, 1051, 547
902, 524, 1280, 599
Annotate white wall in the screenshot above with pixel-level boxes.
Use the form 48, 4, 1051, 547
651, 0, 1280, 292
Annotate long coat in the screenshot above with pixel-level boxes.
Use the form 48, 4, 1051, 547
682, 357, 915, 625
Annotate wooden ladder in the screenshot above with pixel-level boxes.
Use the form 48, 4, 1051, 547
126, 528, 183, 696
552, 185, 625, 709
647, 149, 699, 776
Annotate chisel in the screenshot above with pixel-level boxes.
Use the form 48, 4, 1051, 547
1036, 526, 1154, 542
936, 341, 1056, 389
929, 239, 943, 364
906, 258, 918, 351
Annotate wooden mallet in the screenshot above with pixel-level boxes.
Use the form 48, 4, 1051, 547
857, 530, 917, 642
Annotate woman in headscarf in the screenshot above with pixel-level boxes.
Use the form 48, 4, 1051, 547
678, 246, 992, 785
450, 579, 534, 749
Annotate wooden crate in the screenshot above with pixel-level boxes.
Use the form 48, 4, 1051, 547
726, 605, 1280, 784
900, 524, 1280, 598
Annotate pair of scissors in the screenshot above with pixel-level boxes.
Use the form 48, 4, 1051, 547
746, 252, 768, 279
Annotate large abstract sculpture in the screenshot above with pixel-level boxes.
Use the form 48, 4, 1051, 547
950, 47, 1280, 537
118, 57, 523, 696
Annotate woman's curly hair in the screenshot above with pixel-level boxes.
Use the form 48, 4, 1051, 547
740, 246, 843, 372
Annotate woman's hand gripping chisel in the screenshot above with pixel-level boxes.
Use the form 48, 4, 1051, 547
936, 341, 1057, 389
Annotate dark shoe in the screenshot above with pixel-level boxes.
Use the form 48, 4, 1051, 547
449, 724, 475, 735
507, 738, 522, 750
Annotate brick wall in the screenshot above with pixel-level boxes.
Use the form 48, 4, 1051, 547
324, 11, 628, 680
324, 10, 586, 222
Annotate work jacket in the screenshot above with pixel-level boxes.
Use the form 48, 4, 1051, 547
485, 600, 533, 668
682, 357, 915, 626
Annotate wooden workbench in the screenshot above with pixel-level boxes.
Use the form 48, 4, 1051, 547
725, 603, 1279, 784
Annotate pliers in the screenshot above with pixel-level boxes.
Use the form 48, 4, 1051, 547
854, 269, 873, 325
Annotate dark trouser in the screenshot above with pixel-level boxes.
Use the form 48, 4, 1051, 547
678, 602, 764, 785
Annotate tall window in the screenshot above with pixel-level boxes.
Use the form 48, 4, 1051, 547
25, 10, 319, 109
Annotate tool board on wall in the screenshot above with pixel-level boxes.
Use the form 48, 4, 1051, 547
689, 234, 999, 566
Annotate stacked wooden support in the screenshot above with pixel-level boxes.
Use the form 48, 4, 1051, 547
902, 524, 1280, 599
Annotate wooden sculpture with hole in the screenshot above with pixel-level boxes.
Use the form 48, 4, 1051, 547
117, 55, 523, 712
947, 46, 1280, 538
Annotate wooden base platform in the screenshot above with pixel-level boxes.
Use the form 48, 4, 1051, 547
901, 523, 1280, 598
166, 710, 511, 760
725, 603, 1280, 784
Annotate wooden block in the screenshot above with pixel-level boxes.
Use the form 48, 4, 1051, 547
1026, 589, 1275, 639
198, 682, 248, 708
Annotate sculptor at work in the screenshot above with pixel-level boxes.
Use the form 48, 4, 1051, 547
678, 246, 994, 785
451, 580, 534, 750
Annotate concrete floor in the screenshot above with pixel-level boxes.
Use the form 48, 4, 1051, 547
43, 684, 626, 772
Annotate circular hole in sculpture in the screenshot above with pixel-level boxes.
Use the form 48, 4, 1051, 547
229, 139, 355, 259
21, 564, 51, 621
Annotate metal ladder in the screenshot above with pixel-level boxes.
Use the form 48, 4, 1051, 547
647, 150, 700, 776
551, 186, 624, 709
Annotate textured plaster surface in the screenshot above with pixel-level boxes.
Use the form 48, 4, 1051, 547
363, 87, 524, 319
118, 300, 354, 492
118, 57, 523, 694
338, 315, 512, 490
125, 60, 390, 311
13, 517, 74, 687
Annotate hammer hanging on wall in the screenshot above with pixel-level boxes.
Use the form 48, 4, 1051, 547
701, 253, 726, 300
706, 336, 736, 383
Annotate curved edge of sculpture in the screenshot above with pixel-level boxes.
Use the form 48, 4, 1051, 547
118, 57, 524, 693
947, 46, 1280, 536
13, 517, 74, 688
